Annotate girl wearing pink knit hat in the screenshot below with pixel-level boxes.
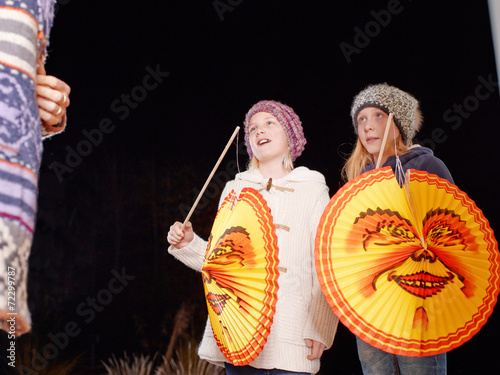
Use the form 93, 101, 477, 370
167, 100, 339, 374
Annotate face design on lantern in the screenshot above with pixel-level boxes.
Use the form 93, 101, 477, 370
203, 226, 252, 311
350, 207, 473, 329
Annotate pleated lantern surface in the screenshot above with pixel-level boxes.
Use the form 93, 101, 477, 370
202, 187, 279, 365
315, 167, 500, 356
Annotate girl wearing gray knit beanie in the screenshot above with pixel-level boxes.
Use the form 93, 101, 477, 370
341, 83, 453, 375
167, 100, 339, 374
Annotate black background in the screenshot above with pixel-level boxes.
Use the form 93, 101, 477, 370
10, 0, 500, 374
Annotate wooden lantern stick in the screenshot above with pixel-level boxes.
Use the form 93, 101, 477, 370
375, 113, 394, 169
182, 126, 240, 227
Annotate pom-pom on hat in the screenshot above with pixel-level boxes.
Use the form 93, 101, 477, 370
351, 83, 423, 145
244, 100, 306, 162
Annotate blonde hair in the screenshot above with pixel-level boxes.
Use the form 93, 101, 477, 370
247, 149, 294, 172
341, 136, 412, 182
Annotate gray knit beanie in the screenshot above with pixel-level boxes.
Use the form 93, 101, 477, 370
350, 83, 423, 144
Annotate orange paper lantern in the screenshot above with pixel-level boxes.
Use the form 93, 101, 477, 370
316, 167, 500, 356
203, 187, 279, 365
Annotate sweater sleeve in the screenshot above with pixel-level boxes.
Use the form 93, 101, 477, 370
302, 187, 339, 349
168, 233, 208, 272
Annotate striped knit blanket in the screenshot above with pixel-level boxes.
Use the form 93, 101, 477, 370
0, 0, 56, 336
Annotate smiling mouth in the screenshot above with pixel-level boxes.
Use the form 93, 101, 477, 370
258, 139, 271, 146
389, 271, 454, 298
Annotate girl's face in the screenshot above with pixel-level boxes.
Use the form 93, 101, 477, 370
357, 107, 400, 157
247, 112, 289, 164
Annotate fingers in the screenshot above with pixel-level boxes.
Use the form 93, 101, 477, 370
37, 96, 60, 114
167, 221, 195, 250
168, 222, 183, 241
305, 339, 326, 360
167, 221, 188, 246
36, 79, 71, 107
38, 106, 59, 125
36, 75, 71, 127
37, 97, 65, 126
36, 74, 71, 96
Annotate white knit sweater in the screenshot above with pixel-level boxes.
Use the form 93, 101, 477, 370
168, 166, 339, 374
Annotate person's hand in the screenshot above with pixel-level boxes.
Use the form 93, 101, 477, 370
36, 63, 71, 128
167, 221, 194, 249
305, 339, 326, 360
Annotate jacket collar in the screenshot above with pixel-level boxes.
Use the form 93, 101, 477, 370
235, 166, 325, 186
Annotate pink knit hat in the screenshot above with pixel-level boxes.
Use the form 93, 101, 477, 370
243, 100, 306, 162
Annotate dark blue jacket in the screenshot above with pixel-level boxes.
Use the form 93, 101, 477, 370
364, 146, 454, 184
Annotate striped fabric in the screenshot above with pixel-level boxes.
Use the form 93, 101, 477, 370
0, 6, 39, 79
0, 0, 56, 336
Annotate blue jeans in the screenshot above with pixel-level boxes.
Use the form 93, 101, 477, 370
224, 363, 310, 375
356, 337, 447, 375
